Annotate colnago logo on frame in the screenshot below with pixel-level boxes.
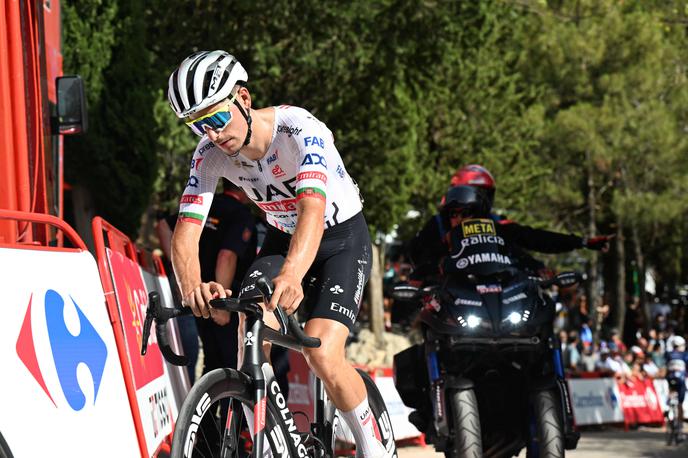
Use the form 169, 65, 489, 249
16, 290, 108, 411
270, 380, 308, 457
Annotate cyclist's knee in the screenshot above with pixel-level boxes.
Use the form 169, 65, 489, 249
304, 344, 343, 382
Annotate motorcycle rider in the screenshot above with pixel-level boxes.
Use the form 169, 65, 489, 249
408, 164, 610, 281
665, 335, 688, 437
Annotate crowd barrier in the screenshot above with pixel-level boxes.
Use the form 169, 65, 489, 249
0, 210, 140, 456
92, 216, 184, 456
569, 372, 688, 429
1, 210, 189, 457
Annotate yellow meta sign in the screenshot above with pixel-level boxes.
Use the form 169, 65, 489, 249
461, 218, 496, 238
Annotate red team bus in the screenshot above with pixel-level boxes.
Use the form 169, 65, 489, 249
0, 0, 86, 245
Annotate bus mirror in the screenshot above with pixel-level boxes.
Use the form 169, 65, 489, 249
55, 75, 88, 135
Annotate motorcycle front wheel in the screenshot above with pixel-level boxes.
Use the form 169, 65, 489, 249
531, 390, 564, 458
446, 389, 482, 458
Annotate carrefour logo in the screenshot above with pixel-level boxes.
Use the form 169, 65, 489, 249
16, 290, 108, 411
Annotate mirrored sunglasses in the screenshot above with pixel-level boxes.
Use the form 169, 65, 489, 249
185, 94, 237, 137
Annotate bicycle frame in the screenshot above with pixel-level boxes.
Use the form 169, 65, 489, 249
144, 277, 341, 458
241, 311, 313, 457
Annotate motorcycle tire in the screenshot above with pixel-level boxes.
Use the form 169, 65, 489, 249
532, 390, 564, 458
445, 389, 482, 458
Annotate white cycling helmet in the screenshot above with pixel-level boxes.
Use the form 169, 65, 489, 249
168, 50, 248, 118
670, 335, 686, 348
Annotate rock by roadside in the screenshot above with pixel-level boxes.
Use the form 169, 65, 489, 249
346, 327, 422, 367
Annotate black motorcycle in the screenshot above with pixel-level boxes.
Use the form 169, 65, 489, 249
393, 217, 581, 458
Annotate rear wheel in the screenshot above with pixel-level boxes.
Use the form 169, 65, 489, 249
532, 390, 564, 458
357, 369, 399, 457
446, 389, 482, 458
666, 395, 680, 446
171, 368, 287, 458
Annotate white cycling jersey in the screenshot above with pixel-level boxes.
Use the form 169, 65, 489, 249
178, 105, 363, 234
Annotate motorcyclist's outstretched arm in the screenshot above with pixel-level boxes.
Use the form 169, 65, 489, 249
498, 220, 583, 254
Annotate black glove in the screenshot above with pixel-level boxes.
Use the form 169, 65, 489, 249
583, 235, 611, 251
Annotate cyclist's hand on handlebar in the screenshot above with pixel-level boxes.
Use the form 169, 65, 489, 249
269, 272, 303, 315
184, 282, 231, 319
210, 307, 231, 326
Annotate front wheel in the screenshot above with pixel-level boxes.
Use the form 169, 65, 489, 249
532, 390, 564, 458
171, 368, 288, 458
445, 389, 482, 458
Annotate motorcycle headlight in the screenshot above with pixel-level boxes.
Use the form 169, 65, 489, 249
466, 315, 482, 328
507, 311, 522, 324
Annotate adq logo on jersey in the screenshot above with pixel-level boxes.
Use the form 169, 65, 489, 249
16, 290, 108, 411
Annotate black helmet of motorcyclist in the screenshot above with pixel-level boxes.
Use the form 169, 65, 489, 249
440, 185, 492, 228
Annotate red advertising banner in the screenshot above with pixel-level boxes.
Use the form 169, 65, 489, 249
617, 377, 664, 426
107, 248, 164, 389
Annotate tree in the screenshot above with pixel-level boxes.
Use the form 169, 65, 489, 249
516, 0, 688, 338
63, 0, 159, 238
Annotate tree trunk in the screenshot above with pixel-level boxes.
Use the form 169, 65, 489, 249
631, 224, 649, 332
585, 151, 601, 343
70, 184, 96, 251
368, 240, 386, 348
614, 221, 626, 338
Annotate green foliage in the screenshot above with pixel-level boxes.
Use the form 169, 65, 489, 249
64, 0, 158, 237
62, 0, 118, 108
61, 0, 688, 289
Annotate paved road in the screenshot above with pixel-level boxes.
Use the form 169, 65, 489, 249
396, 426, 688, 457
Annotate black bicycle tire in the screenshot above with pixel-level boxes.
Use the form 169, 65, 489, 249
171, 368, 291, 458
356, 369, 399, 457
0, 432, 14, 458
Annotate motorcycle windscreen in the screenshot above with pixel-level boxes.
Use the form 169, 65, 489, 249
500, 277, 540, 327
444, 218, 514, 277
444, 283, 484, 308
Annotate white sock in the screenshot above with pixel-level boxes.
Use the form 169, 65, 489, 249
340, 397, 387, 458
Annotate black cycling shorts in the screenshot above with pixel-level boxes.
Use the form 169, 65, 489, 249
241, 212, 371, 331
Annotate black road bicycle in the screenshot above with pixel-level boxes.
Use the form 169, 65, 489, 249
142, 272, 397, 458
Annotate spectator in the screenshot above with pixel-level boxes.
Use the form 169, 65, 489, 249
642, 353, 660, 378
580, 342, 599, 372
610, 328, 628, 354
580, 317, 593, 349
564, 331, 581, 372
595, 347, 620, 377
157, 179, 257, 378
558, 329, 568, 352
648, 328, 666, 355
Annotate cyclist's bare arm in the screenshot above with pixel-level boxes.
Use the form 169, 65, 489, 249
210, 249, 238, 325
171, 219, 228, 318
268, 196, 326, 314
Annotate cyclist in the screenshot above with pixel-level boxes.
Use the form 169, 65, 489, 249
167, 51, 386, 457
665, 335, 688, 437
407, 164, 611, 281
